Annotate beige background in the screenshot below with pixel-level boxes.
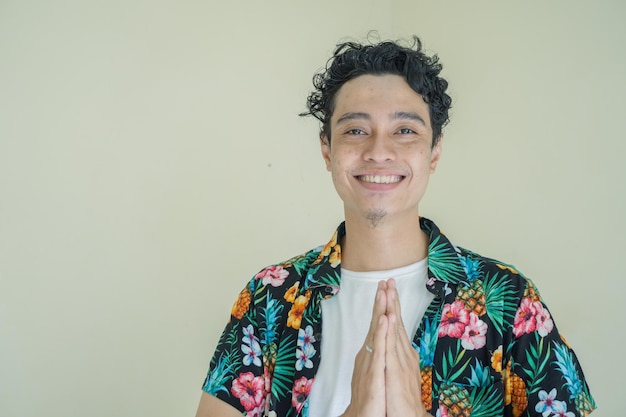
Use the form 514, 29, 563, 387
1, 1, 623, 416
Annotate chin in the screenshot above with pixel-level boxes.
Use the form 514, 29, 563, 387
364, 208, 387, 228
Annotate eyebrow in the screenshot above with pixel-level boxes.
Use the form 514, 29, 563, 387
335, 112, 370, 125
391, 111, 427, 126
335, 111, 427, 126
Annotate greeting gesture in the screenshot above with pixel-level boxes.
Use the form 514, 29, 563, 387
383, 279, 428, 417
341, 281, 388, 417
342, 279, 428, 417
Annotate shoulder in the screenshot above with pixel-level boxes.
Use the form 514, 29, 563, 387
253, 245, 324, 289
454, 245, 537, 297
230, 245, 325, 315
231, 246, 322, 323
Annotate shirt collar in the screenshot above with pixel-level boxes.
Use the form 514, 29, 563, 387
303, 217, 469, 295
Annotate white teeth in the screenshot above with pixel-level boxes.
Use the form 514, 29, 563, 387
359, 175, 402, 184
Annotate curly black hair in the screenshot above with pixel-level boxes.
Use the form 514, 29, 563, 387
301, 36, 452, 147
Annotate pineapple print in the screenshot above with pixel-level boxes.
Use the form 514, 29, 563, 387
262, 342, 278, 375
553, 342, 596, 416
262, 342, 278, 396
457, 279, 486, 316
418, 318, 438, 411
439, 383, 472, 417
420, 367, 433, 411
502, 360, 528, 417
523, 279, 542, 302
231, 287, 252, 319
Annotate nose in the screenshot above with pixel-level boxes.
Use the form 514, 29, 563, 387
363, 132, 395, 162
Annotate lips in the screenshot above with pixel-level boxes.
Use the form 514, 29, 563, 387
356, 174, 404, 184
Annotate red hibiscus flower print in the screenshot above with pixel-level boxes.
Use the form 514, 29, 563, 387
535, 302, 554, 337
245, 404, 266, 417
255, 265, 289, 287
291, 376, 314, 413
514, 297, 537, 337
513, 297, 554, 337
231, 372, 265, 412
438, 300, 470, 338
461, 313, 488, 350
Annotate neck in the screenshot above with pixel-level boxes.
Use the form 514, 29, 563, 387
340, 212, 428, 272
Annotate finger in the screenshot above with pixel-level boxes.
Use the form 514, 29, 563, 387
385, 310, 398, 356
384, 279, 403, 338
348, 314, 387, 417
384, 281, 402, 360
385, 311, 406, 382
368, 312, 387, 395
384, 280, 402, 360
374, 313, 388, 359
386, 278, 401, 316
385, 279, 417, 367
365, 281, 387, 346
384, 309, 424, 417
387, 279, 414, 342
371, 283, 389, 360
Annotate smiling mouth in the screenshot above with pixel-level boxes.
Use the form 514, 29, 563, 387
357, 175, 404, 184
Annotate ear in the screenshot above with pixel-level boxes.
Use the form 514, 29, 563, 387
320, 134, 331, 171
430, 135, 443, 173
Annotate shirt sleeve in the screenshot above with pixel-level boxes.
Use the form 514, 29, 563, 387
507, 278, 596, 417
201, 278, 266, 415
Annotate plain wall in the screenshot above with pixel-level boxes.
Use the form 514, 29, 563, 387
0, 1, 622, 416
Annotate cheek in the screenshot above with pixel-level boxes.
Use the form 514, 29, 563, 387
329, 159, 351, 185
329, 147, 360, 176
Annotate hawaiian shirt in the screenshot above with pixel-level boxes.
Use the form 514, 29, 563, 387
202, 217, 595, 417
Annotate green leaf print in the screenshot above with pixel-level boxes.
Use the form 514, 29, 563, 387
519, 333, 551, 395
260, 293, 284, 346
271, 334, 297, 399
287, 250, 322, 277
483, 271, 518, 337
203, 350, 238, 395
428, 236, 466, 284
225, 321, 241, 347
553, 340, 596, 414
467, 359, 494, 388
437, 340, 471, 383
467, 383, 502, 417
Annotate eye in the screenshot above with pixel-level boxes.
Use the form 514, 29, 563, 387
346, 128, 366, 135
397, 128, 416, 135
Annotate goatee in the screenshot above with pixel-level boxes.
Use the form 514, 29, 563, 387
366, 208, 387, 228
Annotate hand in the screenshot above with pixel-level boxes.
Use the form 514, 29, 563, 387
384, 278, 429, 417
341, 281, 389, 417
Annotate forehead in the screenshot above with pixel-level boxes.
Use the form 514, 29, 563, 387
331, 74, 430, 123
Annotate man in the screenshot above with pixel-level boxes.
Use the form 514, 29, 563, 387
195, 37, 595, 417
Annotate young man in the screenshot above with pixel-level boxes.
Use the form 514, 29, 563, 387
195, 38, 595, 417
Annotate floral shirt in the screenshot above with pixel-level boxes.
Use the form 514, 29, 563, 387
202, 217, 595, 417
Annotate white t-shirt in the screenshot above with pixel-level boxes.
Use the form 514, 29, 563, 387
307, 258, 434, 417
